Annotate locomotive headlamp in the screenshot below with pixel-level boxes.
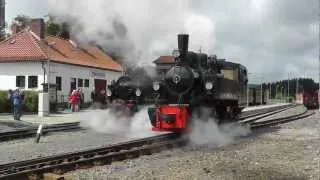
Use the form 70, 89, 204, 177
153, 81, 160, 91
135, 88, 142, 97
205, 82, 213, 90
106, 88, 112, 96
194, 72, 199, 78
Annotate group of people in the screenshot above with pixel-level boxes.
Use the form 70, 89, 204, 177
7, 89, 25, 120
68, 89, 84, 112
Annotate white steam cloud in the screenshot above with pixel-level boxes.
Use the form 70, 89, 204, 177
48, 0, 216, 66
77, 106, 160, 138
188, 107, 251, 147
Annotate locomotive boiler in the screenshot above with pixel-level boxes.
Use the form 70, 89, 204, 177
148, 34, 248, 132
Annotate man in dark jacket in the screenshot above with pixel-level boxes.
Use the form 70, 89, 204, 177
12, 89, 22, 120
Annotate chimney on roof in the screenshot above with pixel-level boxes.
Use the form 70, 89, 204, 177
10, 23, 19, 34
30, 18, 45, 39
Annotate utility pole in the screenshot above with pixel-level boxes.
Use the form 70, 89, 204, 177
295, 78, 298, 104
318, 0, 320, 111
268, 83, 271, 100
287, 72, 290, 102
260, 83, 262, 105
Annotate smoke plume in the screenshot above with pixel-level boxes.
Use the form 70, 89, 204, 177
48, 0, 216, 66
188, 107, 251, 147
77, 106, 157, 138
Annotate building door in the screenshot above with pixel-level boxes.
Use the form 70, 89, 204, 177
94, 79, 107, 94
70, 78, 76, 94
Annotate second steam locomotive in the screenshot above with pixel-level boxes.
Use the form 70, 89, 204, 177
148, 34, 248, 133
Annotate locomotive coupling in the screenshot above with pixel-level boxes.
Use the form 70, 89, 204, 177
178, 34, 189, 58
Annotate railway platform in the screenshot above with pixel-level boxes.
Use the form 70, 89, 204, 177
0, 110, 81, 125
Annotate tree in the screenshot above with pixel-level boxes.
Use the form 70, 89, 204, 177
45, 16, 70, 39
11, 14, 31, 33
46, 21, 60, 36
45, 16, 60, 36
59, 23, 70, 39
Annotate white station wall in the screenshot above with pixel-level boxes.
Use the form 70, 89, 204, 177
0, 61, 122, 103
0, 61, 45, 91
49, 62, 122, 103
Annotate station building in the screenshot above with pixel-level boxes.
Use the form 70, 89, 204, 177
0, 19, 123, 104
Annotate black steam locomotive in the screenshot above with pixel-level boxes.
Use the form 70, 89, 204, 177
148, 34, 248, 132
106, 66, 155, 114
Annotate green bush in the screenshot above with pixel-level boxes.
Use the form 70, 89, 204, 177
0, 91, 10, 113
22, 91, 39, 112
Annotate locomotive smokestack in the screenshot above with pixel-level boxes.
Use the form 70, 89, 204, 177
178, 34, 189, 58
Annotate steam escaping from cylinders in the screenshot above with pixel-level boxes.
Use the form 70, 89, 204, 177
188, 107, 251, 147
77, 105, 159, 138
47, 0, 216, 67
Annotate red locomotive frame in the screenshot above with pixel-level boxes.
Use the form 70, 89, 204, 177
152, 104, 191, 133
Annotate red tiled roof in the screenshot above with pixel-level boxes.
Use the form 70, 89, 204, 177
153, 55, 175, 64
0, 29, 123, 72
0, 30, 47, 60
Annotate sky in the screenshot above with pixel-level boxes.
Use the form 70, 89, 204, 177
4, 0, 319, 84
5, 0, 48, 25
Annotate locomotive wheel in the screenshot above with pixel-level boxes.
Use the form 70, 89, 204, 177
216, 106, 226, 123
229, 106, 241, 121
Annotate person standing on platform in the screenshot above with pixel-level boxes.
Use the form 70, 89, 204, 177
69, 90, 79, 112
12, 89, 22, 120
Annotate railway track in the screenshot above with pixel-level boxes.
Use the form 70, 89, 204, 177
0, 133, 183, 180
239, 104, 293, 120
239, 104, 296, 123
0, 122, 81, 142
249, 109, 315, 128
0, 106, 314, 180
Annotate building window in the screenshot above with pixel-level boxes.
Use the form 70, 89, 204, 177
56, 76, 62, 91
78, 78, 83, 87
84, 79, 89, 87
28, 76, 38, 88
16, 76, 25, 88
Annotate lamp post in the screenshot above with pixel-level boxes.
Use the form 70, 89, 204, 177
47, 41, 56, 114
246, 72, 252, 107
318, 0, 320, 111
287, 72, 290, 103
260, 80, 263, 105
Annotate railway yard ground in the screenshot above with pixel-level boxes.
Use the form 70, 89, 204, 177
0, 103, 318, 179
69, 109, 320, 180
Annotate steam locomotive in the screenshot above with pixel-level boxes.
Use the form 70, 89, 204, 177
106, 66, 155, 115
148, 34, 248, 133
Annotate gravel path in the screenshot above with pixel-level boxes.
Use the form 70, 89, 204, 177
69, 112, 320, 180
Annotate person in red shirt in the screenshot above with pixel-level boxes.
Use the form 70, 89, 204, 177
69, 90, 80, 112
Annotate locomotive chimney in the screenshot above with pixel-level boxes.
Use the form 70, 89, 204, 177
178, 34, 189, 58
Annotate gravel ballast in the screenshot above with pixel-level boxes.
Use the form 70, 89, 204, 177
68, 112, 320, 180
